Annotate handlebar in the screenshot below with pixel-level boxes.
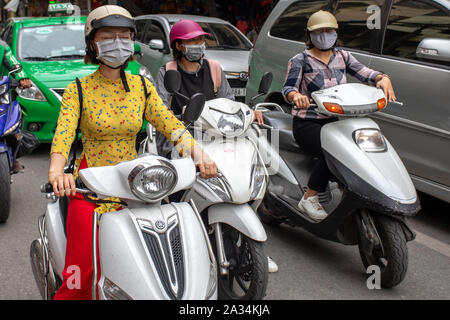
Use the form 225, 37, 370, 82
40, 179, 93, 195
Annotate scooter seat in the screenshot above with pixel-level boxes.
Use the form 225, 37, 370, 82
263, 111, 303, 153
58, 196, 69, 236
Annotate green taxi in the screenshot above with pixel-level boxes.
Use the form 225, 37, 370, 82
0, 12, 151, 142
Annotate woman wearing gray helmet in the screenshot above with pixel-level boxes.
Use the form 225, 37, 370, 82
283, 11, 396, 221
49, 5, 217, 299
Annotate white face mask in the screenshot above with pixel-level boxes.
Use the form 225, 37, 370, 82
310, 30, 337, 51
183, 43, 206, 62
96, 38, 134, 68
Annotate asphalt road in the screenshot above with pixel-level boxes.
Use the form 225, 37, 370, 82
1, 144, 449, 300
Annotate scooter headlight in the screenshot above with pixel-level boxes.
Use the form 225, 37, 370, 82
198, 174, 231, 202
0, 84, 8, 96
205, 261, 217, 299
102, 278, 133, 300
353, 129, 387, 153
209, 108, 245, 136
16, 81, 47, 101
128, 160, 178, 202
2, 120, 20, 137
250, 163, 266, 200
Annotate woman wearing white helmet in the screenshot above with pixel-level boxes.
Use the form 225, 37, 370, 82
48, 5, 217, 300
283, 11, 396, 221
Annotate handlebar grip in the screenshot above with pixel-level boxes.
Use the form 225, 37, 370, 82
40, 183, 54, 193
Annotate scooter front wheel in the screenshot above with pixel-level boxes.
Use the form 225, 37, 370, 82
212, 224, 268, 300
358, 214, 408, 288
0, 152, 11, 223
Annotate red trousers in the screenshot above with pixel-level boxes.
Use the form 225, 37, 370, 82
53, 157, 101, 300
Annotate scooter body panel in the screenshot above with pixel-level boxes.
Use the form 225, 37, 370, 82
198, 138, 262, 204
321, 118, 417, 204
97, 202, 214, 300
208, 203, 267, 242
45, 200, 67, 278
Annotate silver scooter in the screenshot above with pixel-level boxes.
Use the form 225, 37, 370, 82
30, 96, 218, 300
256, 83, 420, 288
140, 71, 273, 300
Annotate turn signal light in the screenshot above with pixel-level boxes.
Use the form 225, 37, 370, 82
323, 102, 344, 114
377, 98, 387, 110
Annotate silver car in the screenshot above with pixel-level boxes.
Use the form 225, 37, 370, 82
134, 14, 253, 102
246, 0, 450, 203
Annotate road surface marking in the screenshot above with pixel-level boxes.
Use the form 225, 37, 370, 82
414, 230, 450, 259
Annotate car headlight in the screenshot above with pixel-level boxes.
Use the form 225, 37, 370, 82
139, 66, 155, 85
209, 108, 245, 136
128, 160, 178, 202
205, 260, 217, 299
198, 175, 231, 202
250, 163, 266, 199
353, 129, 387, 152
102, 278, 133, 300
0, 83, 8, 96
16, 81, 47, 101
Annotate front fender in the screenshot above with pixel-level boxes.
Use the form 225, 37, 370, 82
208, 203, 267, 242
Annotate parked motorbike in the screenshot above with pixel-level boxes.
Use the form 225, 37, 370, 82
140, 70, 274, 299
30, 94, 219, 300
0, 65, 24, 223
256, 83, 420, 288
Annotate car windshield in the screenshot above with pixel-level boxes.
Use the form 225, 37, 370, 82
18, 24, 85, 61
171, 22, 252, 50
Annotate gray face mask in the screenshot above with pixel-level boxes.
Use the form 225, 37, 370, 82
96, 38, 134, 68
183, 43, 206, 62
310, 30, 337, 51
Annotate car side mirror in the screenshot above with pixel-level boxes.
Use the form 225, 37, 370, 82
258, 72, 273, 95
183, 93, 205, 123
416, 38, 450, 63
149, 39, 165, 51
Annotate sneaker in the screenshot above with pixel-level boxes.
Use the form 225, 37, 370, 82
267, 256, 278, 273
298, 194, 328, 221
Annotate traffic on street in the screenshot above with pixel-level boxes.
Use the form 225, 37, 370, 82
0, 0, 449, 302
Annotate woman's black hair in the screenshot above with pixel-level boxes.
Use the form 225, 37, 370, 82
171, 39, 183, 60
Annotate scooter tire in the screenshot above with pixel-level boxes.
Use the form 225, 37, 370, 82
212, 225, 268, 300
257, 198, 282, 227
359, 214, 408, 288
0, 152, 11, 223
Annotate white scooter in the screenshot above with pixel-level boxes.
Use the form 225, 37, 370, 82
30, 96, 218, 300
256, 83, 420, 288
141, 71, 274, 300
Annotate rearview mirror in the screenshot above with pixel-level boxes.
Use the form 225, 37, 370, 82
8, 64, 22, 76
134, 43, 141, 55
183, 93, 205, 123
163, 69, 181, 94
149, 39, 165, 51
416, 38, 450, 63
258, 72, 273, 95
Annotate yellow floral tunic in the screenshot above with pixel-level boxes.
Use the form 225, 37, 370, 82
51, 69, 196, 213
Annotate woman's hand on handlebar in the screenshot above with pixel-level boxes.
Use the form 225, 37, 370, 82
48, 152, 76, 197
289, 92, 310, 109
48, 170, 76, 197
253, 110, 264, 125
190, 144, 218, 179
376, 75, 397, 103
